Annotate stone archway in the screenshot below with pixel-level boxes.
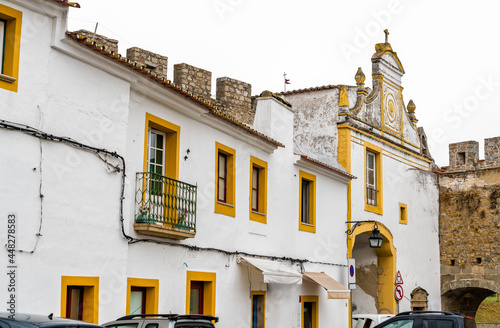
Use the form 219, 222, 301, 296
441, 279, 499, 317
349, 222, 396, 314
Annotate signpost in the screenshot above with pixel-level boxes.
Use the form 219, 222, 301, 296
394, 270, 404, 303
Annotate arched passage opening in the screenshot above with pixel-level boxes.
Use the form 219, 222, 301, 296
348, 222, 396, 314
442, 280, 499, 317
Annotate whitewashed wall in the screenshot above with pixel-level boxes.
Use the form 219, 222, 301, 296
0, 1, 353, 327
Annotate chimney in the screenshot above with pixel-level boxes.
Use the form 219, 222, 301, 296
126, 47, 168, 80
216, 77, 253, 125
76, 29, 118, 53
173, 63, 212, 100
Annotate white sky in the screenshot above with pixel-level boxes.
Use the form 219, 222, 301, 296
67, 0, 500, 167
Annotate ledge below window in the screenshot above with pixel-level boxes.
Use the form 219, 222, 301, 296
133, 222, 196, 240
0, 74, 16, 83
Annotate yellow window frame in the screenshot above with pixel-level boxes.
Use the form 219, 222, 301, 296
144, 113, 180, 180
299, 170, 316, 233
0, 4, 21, 92
249, 156, 267, 224
61, 276, 99, 324
301, 295, 318, 328
186, 271, 216, 316
399, 203, 408, 225
126, 277, 159, 315
215, 142, 236, 217
364, 142, 383, 215
251, 291, 266, 328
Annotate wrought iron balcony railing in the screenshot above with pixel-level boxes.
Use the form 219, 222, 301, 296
135, 172, 197, 232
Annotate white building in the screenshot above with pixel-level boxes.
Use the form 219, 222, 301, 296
281, 36, 441, 315
0, 1, 355, 327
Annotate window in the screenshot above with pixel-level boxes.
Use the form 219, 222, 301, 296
61, 276, 99, 324
144, 113, 180, 180
126, 278, 159, 315
381, 320, 414, 328
399, 203, 407, 224
0, 4, 22, 92
0, 19, 5, 72
299, 171, 316, 233
189, 281, 204, 314
301, 296, 318, 328
186, 271, 216, 316
130, 287, 146, 315
366, 151, 377, 205
365, 143, 383, 214
215, 142, 235, 217
66, 286, 84, 320
141, 113, 180, 224
249, 156, 267, 224
422, 320, 453, 328
251, 292, 265, 328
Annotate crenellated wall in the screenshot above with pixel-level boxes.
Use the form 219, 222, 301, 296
447, 137, 500, 172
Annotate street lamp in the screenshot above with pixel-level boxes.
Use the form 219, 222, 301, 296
346, 221, 383, 248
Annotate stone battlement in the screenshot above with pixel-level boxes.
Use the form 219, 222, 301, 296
124, 48, 254, 125
448, 137, 500, 172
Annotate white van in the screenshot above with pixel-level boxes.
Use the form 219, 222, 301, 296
352, 314, 395, 328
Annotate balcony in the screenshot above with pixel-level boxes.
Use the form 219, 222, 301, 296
134, 172, 197, 240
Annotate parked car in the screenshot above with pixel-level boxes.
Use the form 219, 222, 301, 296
102, 314, 218, 328
353, 314, 395, 328
0, 313, 103, 328
374, 311, 476, 328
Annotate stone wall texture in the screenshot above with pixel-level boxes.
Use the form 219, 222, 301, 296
173, 63, 212, 99
448, 137, 500, 171
126, 47, 168, 81
215, 77, 254, 125
76, 29, 118, 53
439, 166, 500, 316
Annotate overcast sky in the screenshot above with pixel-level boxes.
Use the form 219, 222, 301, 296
67, 0, 500, 167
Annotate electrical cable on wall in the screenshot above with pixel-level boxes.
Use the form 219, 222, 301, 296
0, 119, 346, 267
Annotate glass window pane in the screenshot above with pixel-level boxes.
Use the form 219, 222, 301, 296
367, 153, 375, 169
301, 180, 310, 223
130, 290, 144, 315
149, 149, 156, 163
0, 20, 5, 74
156, 134, 163, 148
252, 167, 258, 188
149, 131, 156, 148
382, 320, 414, 328
156, 149, 163, 165
252, 190, 258, 210
218, 179, 225, 201
368, 171, 374, 185
219, 154, 226, 178
189, 289, 200, 314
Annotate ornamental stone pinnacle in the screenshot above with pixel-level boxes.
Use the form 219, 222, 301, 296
355, 67, 365, 86
407, 99, 418, 124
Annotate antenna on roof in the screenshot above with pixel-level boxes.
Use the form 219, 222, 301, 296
283, 72, 290, 92
92, 22, 98, 43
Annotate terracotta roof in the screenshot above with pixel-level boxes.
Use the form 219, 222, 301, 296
297, 154, 356, 180
278, 84, 338, 96
47, 0, 80, 7
66, 31, 284, 148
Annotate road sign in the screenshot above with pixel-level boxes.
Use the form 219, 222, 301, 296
348, 258, 356, 284
395, 284, 404, 301
394, 270, 403, 285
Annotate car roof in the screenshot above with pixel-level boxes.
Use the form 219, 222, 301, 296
0, 313, 102, 328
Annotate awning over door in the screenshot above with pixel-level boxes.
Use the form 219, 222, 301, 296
303, 271, 350, 299
238, 256, 303, 285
